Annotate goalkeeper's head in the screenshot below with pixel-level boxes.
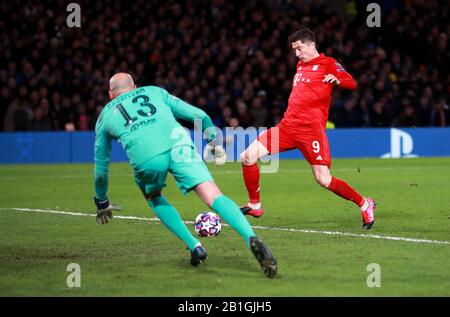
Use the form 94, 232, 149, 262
288, 28, 319, 63
109, 72, 137, 100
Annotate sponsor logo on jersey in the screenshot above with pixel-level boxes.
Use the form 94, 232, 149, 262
312, 65, 319, 71
336, 62, 345, 72
130, 118, 157, 132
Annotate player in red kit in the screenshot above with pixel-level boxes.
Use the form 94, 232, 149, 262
239, 28, 376, 229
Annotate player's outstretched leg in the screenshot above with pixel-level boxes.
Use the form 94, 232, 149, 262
212, 195, 277, 278
239, 140, 270, 218
241, 164, 264, 217
328, 177, 376, 229
148, 194, 207, 266
195, 182, 277, 278
211, 195, 256, 246
312, 165, 376, 229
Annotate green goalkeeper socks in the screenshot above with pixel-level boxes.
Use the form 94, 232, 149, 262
212, 195, 256, 248
148, 194, 255, 250
149, 195, 200, 251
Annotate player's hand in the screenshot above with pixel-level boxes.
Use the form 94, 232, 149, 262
94, 197, 122, 225
212, 145, 226, 165
204, 144, 227, 166
323, 74, 340, 85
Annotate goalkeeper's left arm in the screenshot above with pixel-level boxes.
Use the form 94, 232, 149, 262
93, 115, 121, 224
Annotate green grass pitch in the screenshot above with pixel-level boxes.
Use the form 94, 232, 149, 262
0, 157, 449, 296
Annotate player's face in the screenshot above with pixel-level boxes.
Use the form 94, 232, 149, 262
292, 40, 315, 62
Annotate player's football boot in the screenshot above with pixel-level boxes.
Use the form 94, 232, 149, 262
361, 198, 376, 230
190, 245, 208, 267
249, 236, 277, 278
240, 203, 263, 218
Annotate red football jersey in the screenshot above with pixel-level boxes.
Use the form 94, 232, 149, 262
282, 53, 356, 132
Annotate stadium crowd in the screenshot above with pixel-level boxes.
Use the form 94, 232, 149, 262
0, 0, 449, 131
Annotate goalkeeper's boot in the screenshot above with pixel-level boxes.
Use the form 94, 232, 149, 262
249, 236, 277, 278
361, 198, 376, 230
190, 245, 208, 267
240, 202, 263, 218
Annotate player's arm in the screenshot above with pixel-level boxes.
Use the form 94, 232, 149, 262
94, 115, 111, 203
161, 89, 217, 141
161, 88, 226, 165
323, 59, 357, 90
93, 113, 121, 224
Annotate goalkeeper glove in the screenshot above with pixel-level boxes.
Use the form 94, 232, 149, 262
94, 197, 122, 225
203, 144, 226, 166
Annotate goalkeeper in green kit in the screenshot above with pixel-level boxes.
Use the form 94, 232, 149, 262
93, 73, 277, 278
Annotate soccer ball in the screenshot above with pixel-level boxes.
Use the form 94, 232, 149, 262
194, 211, 222, 237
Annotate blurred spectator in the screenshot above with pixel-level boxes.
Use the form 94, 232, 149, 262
228, 117, 241, 129
370, 101, 390, 127
397, 105, 418, 127
30, 106, 51, 131
430, 96, 449, 127
77, 105, 89, 131
334, 97, 364, 127
236, 100, 252, 128
65, 122, 76, 132
250, 97, 267, 127
415, 95, 432, 126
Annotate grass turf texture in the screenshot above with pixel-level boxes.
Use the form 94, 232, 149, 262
0, 158, 449, 296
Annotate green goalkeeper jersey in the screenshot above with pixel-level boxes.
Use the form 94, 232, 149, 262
94, 85, 215, 200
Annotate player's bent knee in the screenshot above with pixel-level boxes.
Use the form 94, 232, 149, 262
240, 151, 249, 164
315, 174, 332, 188
194, 181, 222, 207
240, 151, 257, 165
145, 190, 162, 203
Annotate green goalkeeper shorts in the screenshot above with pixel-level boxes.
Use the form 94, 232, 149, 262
134, 145, 214, 197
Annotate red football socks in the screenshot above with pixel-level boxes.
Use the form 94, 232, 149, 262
242, 164, 261, 203
327, 177, 365, 207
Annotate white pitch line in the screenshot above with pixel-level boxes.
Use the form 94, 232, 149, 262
1, 207, 449, 246
0, 165, 449, 180
250, 225, 450, 245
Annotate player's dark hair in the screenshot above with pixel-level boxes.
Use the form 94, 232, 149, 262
288, 28, 316, 44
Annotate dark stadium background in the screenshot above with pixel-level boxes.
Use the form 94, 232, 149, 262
1, 0, 448, 132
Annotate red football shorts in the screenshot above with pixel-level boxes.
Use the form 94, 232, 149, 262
257, 123, 331, 168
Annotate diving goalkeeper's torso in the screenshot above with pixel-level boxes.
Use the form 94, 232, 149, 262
95, 86, 200, 170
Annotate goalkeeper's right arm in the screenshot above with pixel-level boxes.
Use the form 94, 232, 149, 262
161, 88, 217, 142
161, 88, 226, 165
